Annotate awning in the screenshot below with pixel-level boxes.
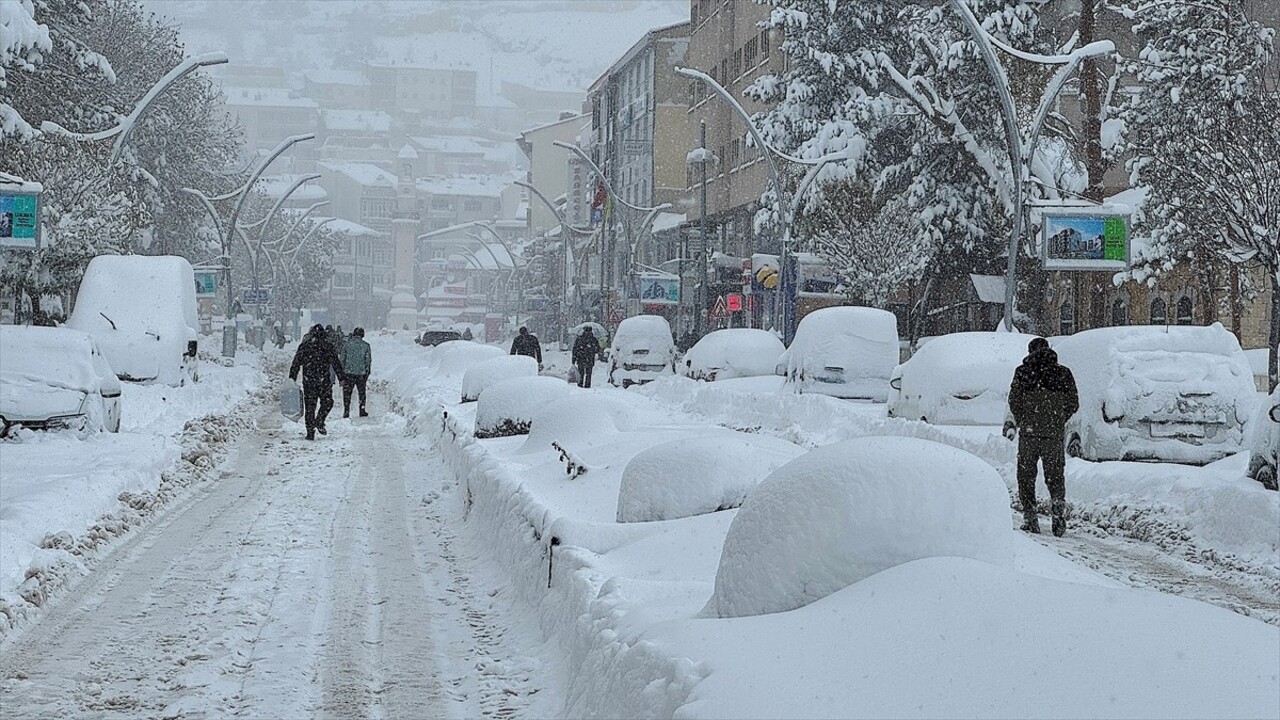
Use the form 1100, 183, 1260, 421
969, 274, 1006, 304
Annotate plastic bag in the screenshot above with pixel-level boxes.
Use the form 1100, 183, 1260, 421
567, 365, 580, 385
280, 380, 302, 422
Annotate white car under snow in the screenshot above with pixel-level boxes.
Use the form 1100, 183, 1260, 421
782, 306, 899, 401
682, 328, 784, 382
888, 331, 1036, 425
0, 325, 122, 436
609, 315, 676, 388
1053, 324, 1257, 464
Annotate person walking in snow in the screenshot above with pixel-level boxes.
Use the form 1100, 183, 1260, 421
1007, 337, 1079, 536
289, 324, 344, 440
571, 326, 603, 388
509, 326, 542, 369
339, 327, 372, 418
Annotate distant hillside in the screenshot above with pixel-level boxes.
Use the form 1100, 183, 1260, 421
151, 0, 689, 97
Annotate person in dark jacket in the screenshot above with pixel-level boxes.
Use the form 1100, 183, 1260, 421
290, 324, 344, 440
572, 327, 603, 388
510, 326, 542, 368
339, 327, 372, 418
1007, 336, 1080, 536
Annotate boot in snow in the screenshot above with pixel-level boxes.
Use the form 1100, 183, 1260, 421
1051, 499, 1067, 537
1020, 511, 1041, 534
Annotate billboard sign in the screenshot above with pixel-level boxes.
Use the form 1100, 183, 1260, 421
636, 274, 679, 304
1042, 212, 1131, 271
241, 288, 270, 306
194, 271, 218, 296
0, 189, 41, 250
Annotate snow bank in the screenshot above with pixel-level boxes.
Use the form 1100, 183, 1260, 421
432, 340, 505, 377
783, 306, 899, 400
682, 328, 784, 381
616, 434, 805, 523
518, 393, 637, 454
474, 376, 572, 438
704, 436, 1013, 618
460, 354, 537, 402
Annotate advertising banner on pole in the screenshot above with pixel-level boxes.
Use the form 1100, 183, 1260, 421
1042, 211, 1131, 271
636, 273, 679, 304
0, 189, 41, 250
194, 272, 218, 296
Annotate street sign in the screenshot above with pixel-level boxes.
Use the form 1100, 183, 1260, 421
1042, 211, 1131, 271
194, 271, 217, 296
241, 288, 270, 306
0, 187, 41, 250
726, 293, 743, 312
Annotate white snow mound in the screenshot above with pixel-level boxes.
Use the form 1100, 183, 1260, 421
433, 341, 505, 377
461, 354, 538, 402
617, 433, 806, 522
519, 393, 637, 454
704, 436, 1014, 618
475, 376, 572, 438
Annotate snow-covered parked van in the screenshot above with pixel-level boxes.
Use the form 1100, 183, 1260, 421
609, 315, 676, 388
1052, 324, 1256, 464
782, 306, 899, 401
67, 255, 200, 386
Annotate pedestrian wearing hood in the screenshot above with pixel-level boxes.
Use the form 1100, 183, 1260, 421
572, 326, 603, 388
1007, 337, 1079, 536
289, 324, 344, 440
339, 327, 372, 418
510, 326, 542, 369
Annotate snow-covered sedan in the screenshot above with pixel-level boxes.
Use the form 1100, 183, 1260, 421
1247, 387, 1278, 490
682, 328, 784, 382
782, 306, 899, 401
0, 325, 122, 437
888, 332, 1036, 425
1053, 324, 1256, 464
609, 315, 676, 388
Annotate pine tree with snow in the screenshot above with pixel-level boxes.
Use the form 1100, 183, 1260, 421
1116, 0, 1280, 389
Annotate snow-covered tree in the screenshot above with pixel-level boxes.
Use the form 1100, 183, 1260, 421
748, 0, 1063, 333
1117, 0, 1280, 389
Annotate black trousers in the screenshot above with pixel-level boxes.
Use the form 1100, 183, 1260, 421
1017, 433, 1066, 511
342, 373, 368, 414
575, 360, 594, 388
303, 383, 334, 435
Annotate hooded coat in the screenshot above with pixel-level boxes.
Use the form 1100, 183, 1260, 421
1008, 346, 1079, 438
290, 327, 343, 390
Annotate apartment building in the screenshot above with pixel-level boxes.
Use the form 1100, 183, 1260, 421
221, 86, 319, 161
320, 218, 394, 330
517, 112, 590, 238
315, 161, 399, 234
364, 62, 478, 121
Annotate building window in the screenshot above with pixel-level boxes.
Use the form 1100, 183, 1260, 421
761, 29, 771, 57
721, 58, 728, 84
745, 37, 758, 66
464, 199, 482, 212
1176, 296, 1193, 325
1059, 300, 1075, 336
1111, 298, 1128, 326
1150, 297, 1167, 325
732, 48, 742, 79
334, 272, 353, 288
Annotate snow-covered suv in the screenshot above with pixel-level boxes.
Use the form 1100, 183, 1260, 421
1247, 387, 1278, 491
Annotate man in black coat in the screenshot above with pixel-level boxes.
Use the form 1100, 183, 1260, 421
1007, 337, 1080, 536
509, 326, 542, 369
290, 324, 344, 440
571, 327, 603, 388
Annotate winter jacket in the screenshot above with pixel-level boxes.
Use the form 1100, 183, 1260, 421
510, 332, 542, 363
340, 336, 372, 376
572, 332, 602, 366
290, 334, 344, 390
1008, 348, 1079, 438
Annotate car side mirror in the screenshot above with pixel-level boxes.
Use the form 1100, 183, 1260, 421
889, 377, 902, 390
1270, 405, 1280, 423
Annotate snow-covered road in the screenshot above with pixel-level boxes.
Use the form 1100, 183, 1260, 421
0, 387, 550, 719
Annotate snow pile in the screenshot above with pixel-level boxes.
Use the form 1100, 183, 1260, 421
889, 331, 1034, 425
616, 434, 805, 522
704, 436, 1013, 618
431, 340, 505, 377
460, 354, 537, 402
783, 306, 899, 400
474, 376, 572, 438
1054, 324, 1256, 463
518, 393, 637, 454
682, 328, 784, 381
66, 255, 199, 386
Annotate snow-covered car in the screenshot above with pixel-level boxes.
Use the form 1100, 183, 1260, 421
1247, 387, 1278, 490
1053, 324, 1257, 464
66, 255, 200, 386
782, 306, 899, 401
608, 315, 676, 388
888, 332, 1036, 425
419, 329, 462, 346
682, 328, 784, 382
0, 325, 122, 436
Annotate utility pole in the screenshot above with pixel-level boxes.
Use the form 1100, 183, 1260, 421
698, 120, 709, 338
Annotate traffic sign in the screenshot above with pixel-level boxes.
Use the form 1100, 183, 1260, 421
726, 294, 743, 312
711, 295, 728, 320
241, 288, 270, 306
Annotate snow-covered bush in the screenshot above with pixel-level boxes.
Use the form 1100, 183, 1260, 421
461, 355, 538, 402
682, 329, 784, 381
474, 376, 572, 439
519, 393, 637, 454
433, 341, 505, 377
616, 434, 806, 523
703, 436, 1013, 618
